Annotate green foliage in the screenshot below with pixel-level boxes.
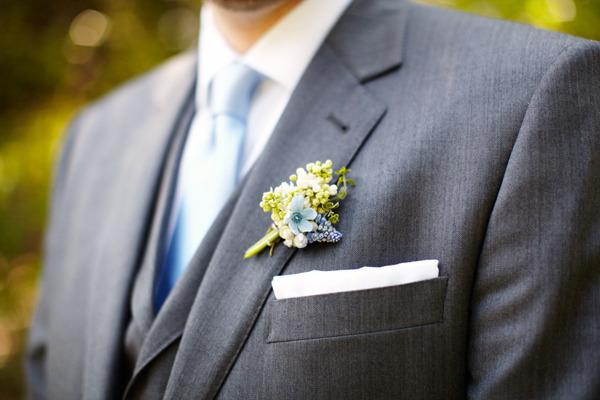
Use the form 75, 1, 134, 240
421, 0, 600, 41
334, 166, 355, 202
0, 0, 599, 397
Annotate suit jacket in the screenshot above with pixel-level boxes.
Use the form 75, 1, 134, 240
26, 0, 600, 399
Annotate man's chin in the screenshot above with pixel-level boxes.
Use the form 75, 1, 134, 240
208, 0, 285, 12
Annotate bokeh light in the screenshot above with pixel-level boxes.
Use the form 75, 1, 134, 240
69, 9, 111, 47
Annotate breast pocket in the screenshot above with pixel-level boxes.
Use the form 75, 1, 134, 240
266, 277, 448, 343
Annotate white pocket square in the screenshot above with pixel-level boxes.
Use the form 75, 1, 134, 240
272, 259, 439, 300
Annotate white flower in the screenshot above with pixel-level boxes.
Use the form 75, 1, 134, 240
293, 233, 308, 248
274, 181, 294, 196
279, 225, 295, 247
296, 168, 322, 192
328, 184, 338, 196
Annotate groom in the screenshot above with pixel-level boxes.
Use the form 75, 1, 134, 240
27, 0, 600, 399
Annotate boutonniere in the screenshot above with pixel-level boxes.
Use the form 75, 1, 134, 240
244, 160, 355, 259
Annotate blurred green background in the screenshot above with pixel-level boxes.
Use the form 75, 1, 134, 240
0, 0, 598, 397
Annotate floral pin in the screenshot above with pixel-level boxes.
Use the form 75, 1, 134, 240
244, 160, 354, 259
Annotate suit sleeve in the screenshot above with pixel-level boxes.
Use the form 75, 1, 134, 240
467, 41, 600, 399
25, 114, 81, 400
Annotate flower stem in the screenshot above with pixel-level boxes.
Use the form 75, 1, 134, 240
243, 229, 280, 259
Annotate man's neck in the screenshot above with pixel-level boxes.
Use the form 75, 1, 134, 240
209, 0, 302, 53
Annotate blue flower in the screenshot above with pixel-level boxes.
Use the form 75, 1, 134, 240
284, 195, 317, 235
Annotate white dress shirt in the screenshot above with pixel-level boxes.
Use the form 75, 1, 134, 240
194, 0, 352, 176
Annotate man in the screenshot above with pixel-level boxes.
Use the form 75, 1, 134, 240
27, 0, 600, 398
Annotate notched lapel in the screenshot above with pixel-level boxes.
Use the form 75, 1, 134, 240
164, 48, 390, 399
327, 0, 406, 83
127, 1, 409, 397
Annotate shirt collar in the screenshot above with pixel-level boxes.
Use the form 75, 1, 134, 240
197, 7, 238, 109
197, 0, 352, 107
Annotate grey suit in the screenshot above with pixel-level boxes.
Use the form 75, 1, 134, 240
26, 0, 600, 399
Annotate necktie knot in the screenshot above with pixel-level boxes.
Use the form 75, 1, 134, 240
209, 62, 262, 120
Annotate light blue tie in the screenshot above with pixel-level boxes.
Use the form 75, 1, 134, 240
154, 62, 262, 311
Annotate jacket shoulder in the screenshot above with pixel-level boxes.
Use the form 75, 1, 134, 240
77, 50, 196, 122
54, 50, 195, 199
406, 1, 596, 64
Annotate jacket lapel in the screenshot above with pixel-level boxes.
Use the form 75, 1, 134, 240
162, 1, 407, 396
82, 52, 197, 400
124, 0, 408, 396
166, 48, 388, 400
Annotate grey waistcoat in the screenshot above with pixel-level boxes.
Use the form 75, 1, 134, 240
123, 91, 195, 376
